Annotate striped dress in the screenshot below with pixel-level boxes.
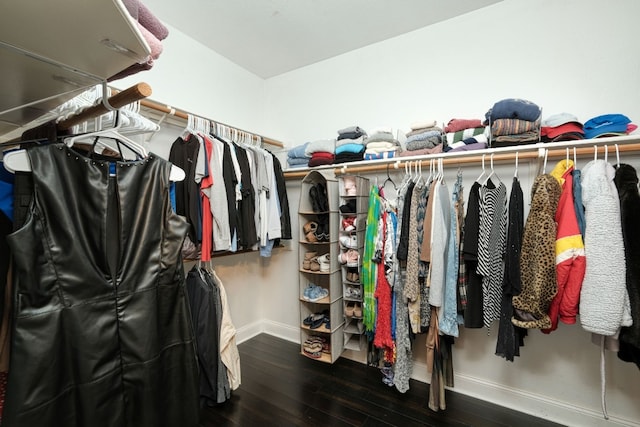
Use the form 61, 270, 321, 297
476, 179, 508, 330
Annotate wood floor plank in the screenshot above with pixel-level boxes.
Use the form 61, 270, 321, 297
199, 334, 566, 427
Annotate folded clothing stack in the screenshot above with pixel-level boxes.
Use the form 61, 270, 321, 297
443, 118, 488, 151
305, 139, 336, 167
404, 119, 443, 152
287, 141, 311, 168
335, 125, 366, 163
583, 113, 636, 139
540, 113, 585, 142
485, 98, 541, 148
364, 127, 401, 160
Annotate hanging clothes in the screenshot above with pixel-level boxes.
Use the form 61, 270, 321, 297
440, 173, 462, 337
169, 134, 202, 245
476, 179, 507, 331
580, 160, 632, 336
542, 160, 585, 334
614, 164, 640, 368
363, 185, 381, 334
5, 144, 200, 427
495, 176, 527, 361
462, 182, 484, 328
512, 174, 561, 330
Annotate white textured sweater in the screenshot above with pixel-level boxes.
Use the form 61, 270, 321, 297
580, 160, 633, 335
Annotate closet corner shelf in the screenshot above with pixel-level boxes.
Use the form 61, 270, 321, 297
0, 0, 150, 137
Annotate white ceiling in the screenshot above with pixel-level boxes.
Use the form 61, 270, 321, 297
142, 0, 502, 78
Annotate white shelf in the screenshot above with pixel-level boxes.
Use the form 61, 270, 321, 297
0, 0, 151, 136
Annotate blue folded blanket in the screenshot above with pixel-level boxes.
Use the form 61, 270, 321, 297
288, 142, 310, 159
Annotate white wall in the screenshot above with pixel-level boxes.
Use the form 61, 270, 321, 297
261, 0, 640, 426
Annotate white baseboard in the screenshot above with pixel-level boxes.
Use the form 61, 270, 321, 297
410, 360, 638, 427
239, 324, 638, 427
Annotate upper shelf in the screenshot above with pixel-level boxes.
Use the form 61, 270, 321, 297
0, 0, 151, 137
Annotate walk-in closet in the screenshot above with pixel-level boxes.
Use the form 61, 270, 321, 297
1, 1, 640, 426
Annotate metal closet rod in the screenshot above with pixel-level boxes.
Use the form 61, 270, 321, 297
135, 97, 284, 148
282, 135, 640, 180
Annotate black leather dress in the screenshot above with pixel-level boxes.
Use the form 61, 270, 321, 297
4, 144, 200, 426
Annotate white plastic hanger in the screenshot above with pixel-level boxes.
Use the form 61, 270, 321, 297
476, 154, 487, 183
482, 152, 501, 186
615, 144, 620, 167
4, 112, 185, 181
514, 151, 519, 179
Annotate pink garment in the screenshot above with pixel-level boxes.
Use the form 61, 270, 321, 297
138, 2, 169, 40
444, 118, 483, 133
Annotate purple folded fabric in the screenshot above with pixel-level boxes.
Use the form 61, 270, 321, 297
138, 2, 169, 40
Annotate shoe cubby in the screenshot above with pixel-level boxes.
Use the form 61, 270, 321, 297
337, 174, 369, 357
300, 327, 344, 363
299, 171, 343, 364
300, 299, 344, 334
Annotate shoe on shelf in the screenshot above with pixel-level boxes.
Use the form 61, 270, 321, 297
345, 301, 356, 317
344, 286, 362, 299
303, 338, 323, 358
316, 182, 329, 212
339, 235, 357, 249
303, 312, 325, 326
341, 216, 356, 232
343, 176, 357, 196
316, 214, 330, 242
339, 199, 356, 214
302, 251, 317, 270
309, 185, 321, 212
303, 221, 318, 242
317, 253, 331, 272
353, 303, 363, 318
304, 284, 329, 302
339, 249, 359, 267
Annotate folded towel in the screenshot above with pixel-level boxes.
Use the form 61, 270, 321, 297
406, 127, 443, 138
369, 126, 393, 135
305, 139, 336, 156
446, 134, 489, 151
405, 136, 441, 151
444, 118, 483, 133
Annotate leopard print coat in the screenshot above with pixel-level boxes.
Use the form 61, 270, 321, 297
512, 174, 561, 329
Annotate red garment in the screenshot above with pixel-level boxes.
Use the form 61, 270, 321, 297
373, 212, 394, 360
308, 152, 335, 167
444, 118, 482, 133
543, 164, 586, 333
200, 136, 214, 262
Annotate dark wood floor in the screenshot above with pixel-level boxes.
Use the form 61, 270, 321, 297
200, 334, 564, 427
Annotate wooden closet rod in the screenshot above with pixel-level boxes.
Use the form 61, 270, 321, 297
282, 136, 640, 180
138, 98, 285, 148
57, 82, 152, 130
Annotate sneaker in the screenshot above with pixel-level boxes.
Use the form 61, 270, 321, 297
345, 286, 362, 299
339, 249, 359, 267
339, 199, 356, 214
317, 254, 331, 272
341, 216, 356, 232
339, 235, 357, 249
305, 284, 329, 302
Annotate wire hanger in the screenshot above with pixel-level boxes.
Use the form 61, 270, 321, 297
383, 163, 397, 193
